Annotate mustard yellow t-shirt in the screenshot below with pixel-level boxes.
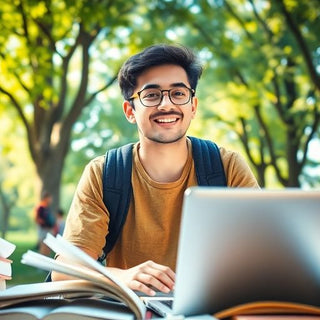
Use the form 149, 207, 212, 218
63, 139, 259, 271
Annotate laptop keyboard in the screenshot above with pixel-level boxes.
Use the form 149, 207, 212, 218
160, 299, 173, 309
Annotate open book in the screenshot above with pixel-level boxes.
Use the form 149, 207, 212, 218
0, 233, 146, 319
0, 296, 135, 320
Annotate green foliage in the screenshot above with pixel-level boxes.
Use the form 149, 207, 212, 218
174, 0, 320, 187
0, 111, 36, 234
0, 0, 319, 237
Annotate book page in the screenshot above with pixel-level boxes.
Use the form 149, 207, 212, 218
0, 259, 12, 277
0, 238, 16, 258
0, 299, 66, 319
0, 279, 5, 290
0, 297, 134, 320
22, 234, 146, 318
21, 251, 107, 284
44, 298, 134, 320
43, 234, 140, 303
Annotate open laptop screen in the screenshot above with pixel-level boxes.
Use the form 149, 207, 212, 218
170, 187, 320, 316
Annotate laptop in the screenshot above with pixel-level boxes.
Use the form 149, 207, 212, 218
142, 187, 320, 317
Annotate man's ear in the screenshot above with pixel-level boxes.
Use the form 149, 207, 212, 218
123, 100, 136, 123
191, 96, 198, 119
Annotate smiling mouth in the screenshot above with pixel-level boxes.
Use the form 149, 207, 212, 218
155, 117, 179, 123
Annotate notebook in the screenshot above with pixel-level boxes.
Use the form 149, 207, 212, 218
142, 187, 320, 317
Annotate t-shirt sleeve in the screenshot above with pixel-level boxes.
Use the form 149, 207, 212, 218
220, 147, 260, 187
63, 156, 110, 259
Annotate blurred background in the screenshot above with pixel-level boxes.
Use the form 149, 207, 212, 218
0, 0, 319, 285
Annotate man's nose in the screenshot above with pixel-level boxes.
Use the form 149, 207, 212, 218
158, 92, 173, 108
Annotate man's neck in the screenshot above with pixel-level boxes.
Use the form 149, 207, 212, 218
138, 138, 189, 183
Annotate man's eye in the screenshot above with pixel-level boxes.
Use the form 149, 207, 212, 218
142, 91, 161, 100
172, 90, 187, 97
146, 93, 158, 98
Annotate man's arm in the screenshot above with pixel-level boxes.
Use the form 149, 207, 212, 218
52, 249, 175, 296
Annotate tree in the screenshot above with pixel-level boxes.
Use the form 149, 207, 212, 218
0, 0, 149, 209
1, 0, 319, 222
168, 0, 320, 187
0, 179, 18, 238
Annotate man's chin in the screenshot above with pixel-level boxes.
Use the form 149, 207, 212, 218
149, 134, 186, 144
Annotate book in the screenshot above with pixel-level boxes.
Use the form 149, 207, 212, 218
0, 296, 135, 319
0, 237, 16, 290
0, 238, 16, 258
0, 257, 12, 277
214, 301, 320, 319
0, 233, 146, 319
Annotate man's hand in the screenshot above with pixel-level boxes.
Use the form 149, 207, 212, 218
108, 260, 175, 296
53, 251, 175, 296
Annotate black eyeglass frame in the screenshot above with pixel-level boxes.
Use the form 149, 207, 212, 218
129, 86, 195, 107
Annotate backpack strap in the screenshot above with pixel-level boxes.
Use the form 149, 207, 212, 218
99, 143, 134, 262
44, 144, 134, 281
188, 136, 227, 186
100, 137, 226, 261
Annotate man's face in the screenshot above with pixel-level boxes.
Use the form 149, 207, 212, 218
123, 64, 198, 144
44, 195, 52, 206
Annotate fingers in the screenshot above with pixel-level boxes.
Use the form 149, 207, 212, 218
143, 260, 175, 289
126, 261, 176, 296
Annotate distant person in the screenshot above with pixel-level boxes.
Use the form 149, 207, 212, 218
54, 208, 65, 236
35, 191, 56, 256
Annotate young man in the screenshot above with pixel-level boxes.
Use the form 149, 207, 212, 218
53, 44, 259, 295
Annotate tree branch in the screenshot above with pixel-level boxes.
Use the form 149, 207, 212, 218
276, 0, 320, 91
300, 105, 320, 169
61, 25, 97, 135
84, 74, 118, 106
224, 0, 255, 42
192, 21, 248, 86
51, 26, 83, 125
238, 117, 257, 166
248, 0, 273, 40
253, 105, 288, 185
0, 87, 36, 161
270, 73, 288, 123
33, 19, 59, 56
17, 0, 30, 44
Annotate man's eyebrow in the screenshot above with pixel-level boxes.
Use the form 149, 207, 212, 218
171, 82, 189, 88
141, 82, 189, 90
141, 84, 161, 90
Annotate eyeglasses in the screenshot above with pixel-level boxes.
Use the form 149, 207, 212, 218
130, 86, 195, 107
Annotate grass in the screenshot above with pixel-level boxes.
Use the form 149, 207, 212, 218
6, 230, 48, 287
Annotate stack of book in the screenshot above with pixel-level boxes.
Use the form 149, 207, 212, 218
0, 237, 16, 290
0, 234, 146, 319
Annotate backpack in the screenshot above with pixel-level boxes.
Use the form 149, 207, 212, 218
100, 136, 227, 262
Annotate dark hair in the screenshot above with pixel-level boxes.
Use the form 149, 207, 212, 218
41, 190, 51, 200
118, 44, 203, 100
57, 208, 64, 216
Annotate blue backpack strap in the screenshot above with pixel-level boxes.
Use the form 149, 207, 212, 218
100, 143, 134, 261
44, 144, 134, 280
189, 136, 227, 186
99, 137, 225, 263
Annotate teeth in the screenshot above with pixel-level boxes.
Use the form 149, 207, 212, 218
156, 118, 177, 123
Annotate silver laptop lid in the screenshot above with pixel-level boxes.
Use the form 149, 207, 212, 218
173, 187, 320, 316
